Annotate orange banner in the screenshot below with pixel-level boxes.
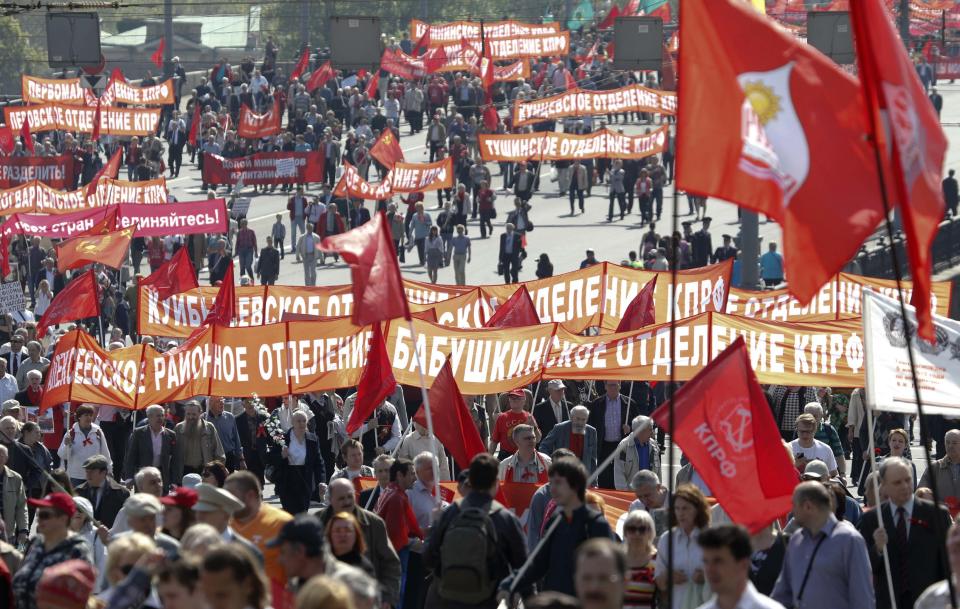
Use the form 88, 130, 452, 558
0, 178, 168, 216
4, 104, 161, 136
479, 126, 668, 162
512, 84, 677, 126
21, 74, 175, 106
237, 99, 282, 140
410, 20, 560, 44
433, 58, 531, 81
482, 32, 570, 60
21, 75, 85, 104
334, 158, 454, 201
726, 273, 953, 322
48, 311, 867, 411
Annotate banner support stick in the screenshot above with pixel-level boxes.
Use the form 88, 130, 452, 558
406, 318, 443, 506
866, 407, 898, 609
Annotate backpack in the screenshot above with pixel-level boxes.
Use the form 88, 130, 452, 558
438, 501, 502, 604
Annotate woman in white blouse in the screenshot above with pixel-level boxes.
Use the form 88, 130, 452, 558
654, 483, 711, 609
276, 410, 326, 514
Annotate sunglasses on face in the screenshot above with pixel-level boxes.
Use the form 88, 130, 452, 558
624, 525, 649, 533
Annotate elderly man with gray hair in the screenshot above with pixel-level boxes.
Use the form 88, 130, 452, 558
802, 401, 845, 477
539, 405, 598, 473
626, 469, 670, 541
498, 423, 552, 483
613, 415, 661, 491
15, 340, 48, 390
125, 404, 177, 491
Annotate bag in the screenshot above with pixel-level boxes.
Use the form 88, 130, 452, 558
491, 208, 497, 219
438, 503, 501, 603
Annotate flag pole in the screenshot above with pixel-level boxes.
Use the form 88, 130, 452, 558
405, 318, 443, 506
866, 407, 898, 609
365, 417, 416, 511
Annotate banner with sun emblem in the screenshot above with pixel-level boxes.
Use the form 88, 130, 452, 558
863, 289, 960, 416
55, 226, 135, 273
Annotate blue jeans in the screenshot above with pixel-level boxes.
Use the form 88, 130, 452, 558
290, 217, 305, 256
398, 545, 411, 609
238, 249, 254, 279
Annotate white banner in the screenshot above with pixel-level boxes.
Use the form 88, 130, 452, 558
863, 289, 960, 415
0, 282, 25, 313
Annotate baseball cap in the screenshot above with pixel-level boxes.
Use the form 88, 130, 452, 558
507, 388, 526, 398
28, 492, 76, 517
124, 493, 162, 518
161, 486, 199, 509
36, 560, 96, 609
267, 514, 325, 551
801, 459, 830, 481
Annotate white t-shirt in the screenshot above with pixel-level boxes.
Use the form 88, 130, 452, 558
789, 438, 838, 472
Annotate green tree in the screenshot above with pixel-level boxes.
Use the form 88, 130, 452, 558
0, 16, 44, 96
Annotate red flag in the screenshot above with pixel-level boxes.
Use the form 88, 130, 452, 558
320, 211, 410, 325
37, 270, 101, 338
482, 104, 500, 131
88, 207, 120, 234
290, 47, 311, 81
357, 68, 368, 79
850, 0, 947, 342
139, 246, 199, 301
412, 358, 486, 470
483, 285, 540, 328
305, 61, 335, 93
370, 128, 404, 169
150, 38, 165, 69
346, 322, 397, 435
676, 0, 885, 305
55, 226, 134, 273
460, 37, 481, 68
606, 41, 615, 61
365, 71, 380, 100
0, 125, 14, 155
413, 27, 431, 55
91, 97, 102, 142
599, 4, 620, 29
423, 46, 448, 74
624, 0, 640, 15
188, 102, 202, 147
651, 337, 797, 533
84, 147, 122, 198
564, 69, 577, 91
615, 275, 656, 332
20, 117, 33, 155
204, 263, 236, 326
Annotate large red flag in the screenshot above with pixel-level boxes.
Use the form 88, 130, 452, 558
599, 4, 620, 29
675, 0, 885, 304
849, 0, 947, 342
20, 117, 33, 155
139, 246, 198, 300
370, 128, 404, 169
55, 226, 134, 273
188, 103, 202, 147
84, 147, 122, 198
364, 71, 380, 100
204, 263, 236, 326
413, 27, 431, 55
413, 358, 486, 470
305, 61, 335, 93
37, 270, 100, 338
346, 322, 397, 435
290, 48, 311, 81
423, 45, 448, 74
0, 125, 13, 155
615, 275, 656, 332
150, 38, 165, 69
651, 337, 797, 533
320, 211, 410, 326
483, 285, 540, 328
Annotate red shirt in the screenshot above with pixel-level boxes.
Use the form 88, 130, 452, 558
569, 432, 584, 459
492, 410, 532, 453
375, 482, 424, 552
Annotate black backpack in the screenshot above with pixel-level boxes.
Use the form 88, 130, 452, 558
438, 500, 503, 604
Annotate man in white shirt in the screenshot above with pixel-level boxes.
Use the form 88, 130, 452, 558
395, 423, 451, 480
789, 413, 838, 477
696, 524, 785, 609
0, 359, 18, 404
406, 451, 448, 532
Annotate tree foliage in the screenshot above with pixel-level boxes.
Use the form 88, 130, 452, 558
0, 16, 44, 96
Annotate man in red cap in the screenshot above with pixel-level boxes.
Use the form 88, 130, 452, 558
12, 493, 92, 609
35, 559, 96, 609
489, 388, 540, 460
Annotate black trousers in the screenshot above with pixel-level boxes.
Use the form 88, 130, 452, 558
502, 257, 520, 283
598, 441, 619, 489
569, 188, 585, 214
278, 465, 312, 515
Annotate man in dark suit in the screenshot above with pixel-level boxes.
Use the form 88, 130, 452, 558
499, 223, 524, 284
3, 336, 26, 378
359, 453, 393, 511
350, 199, 372, 229
533, 379, 570, 439
124, 404, 176, 492
235, 398, 270, 485
588, 380, 640, 489
209, 239, 233, 285
256, 237, 281, 286
75, 454, 131, 528
858, 456, 951, 609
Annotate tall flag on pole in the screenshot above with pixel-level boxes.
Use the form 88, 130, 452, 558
20, 117, 33, 155
413, 27, 431, 55
188, 103, 202, 147
55, 226, 134, 273
652, 337, 798, 532
84, 147, 122, 199
204, 263, 236, 326
150, 38, 166, 69
675, 0, 886, 305
849, 0, 947, 342
139, 246, 199, 301
412, 358, 486, 469
305, 61, 335, 93
290, 47, 311, 81
91, 97, 102, 142
345, 322, 397, 435
616, 276, 657, 332
319, 211, 410, 326
37, 270, 101, 338
483, 286, 540, 328
370, 128, 404, 169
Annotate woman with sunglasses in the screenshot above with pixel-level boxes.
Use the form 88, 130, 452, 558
12, 492, 92, 609
622, 509, 658, 609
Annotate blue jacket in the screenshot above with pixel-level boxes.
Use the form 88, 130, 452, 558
539, 421, 598, 474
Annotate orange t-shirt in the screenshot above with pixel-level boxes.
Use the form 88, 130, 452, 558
231, 503, 294, 585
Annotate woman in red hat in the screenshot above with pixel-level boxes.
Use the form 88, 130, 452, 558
12, 492, 92, 609
160, 487, 199, 541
